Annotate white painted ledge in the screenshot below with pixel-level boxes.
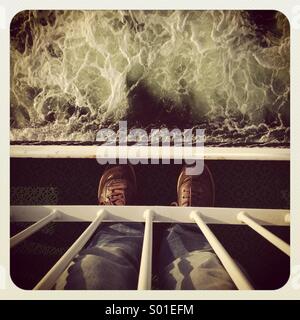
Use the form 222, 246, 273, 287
10, 145, 290, 161
10, 205, 290, 226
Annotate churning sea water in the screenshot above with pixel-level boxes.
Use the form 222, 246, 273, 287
10, 10, 290, 146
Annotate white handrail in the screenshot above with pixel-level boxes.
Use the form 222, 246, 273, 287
137, 209, 154, 290
190, 211, 254, 290
237, 211, 290, 256
10, 145, 290, 161
10, 210, 59, 248
10, 205, 290, 226
34, 209, 106, 290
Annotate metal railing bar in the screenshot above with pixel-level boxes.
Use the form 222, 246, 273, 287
10, 210, 59, 248
237, 211, 290, 256
137, 209, 154, 290
10, 145, 290, 161
285, 214, 290, 224
34, 209, 107, 290
190, 211, 254, 290
10, 205, 290, 226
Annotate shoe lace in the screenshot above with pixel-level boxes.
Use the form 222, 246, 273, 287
181, 177, 204, 207
104, 180, 128, 205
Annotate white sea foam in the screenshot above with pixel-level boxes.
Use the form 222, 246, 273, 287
10, 10, 290, 145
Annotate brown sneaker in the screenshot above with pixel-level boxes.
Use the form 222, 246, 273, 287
98, 165, 137, 205
176, 164, 215, 207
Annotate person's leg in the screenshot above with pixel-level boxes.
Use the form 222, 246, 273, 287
55, 222, 144, 290
159, 224, 235, 289
159, 165, 236, 290
55, 165, 143, 290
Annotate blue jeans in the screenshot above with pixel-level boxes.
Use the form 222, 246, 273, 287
54, 223, 235, 290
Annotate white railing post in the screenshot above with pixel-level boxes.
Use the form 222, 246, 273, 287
237, 211, 290, 256
10, 210, 59, 248
190, 211, 253, 290
137, 209, 154, 290
34, 209, 106, 290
